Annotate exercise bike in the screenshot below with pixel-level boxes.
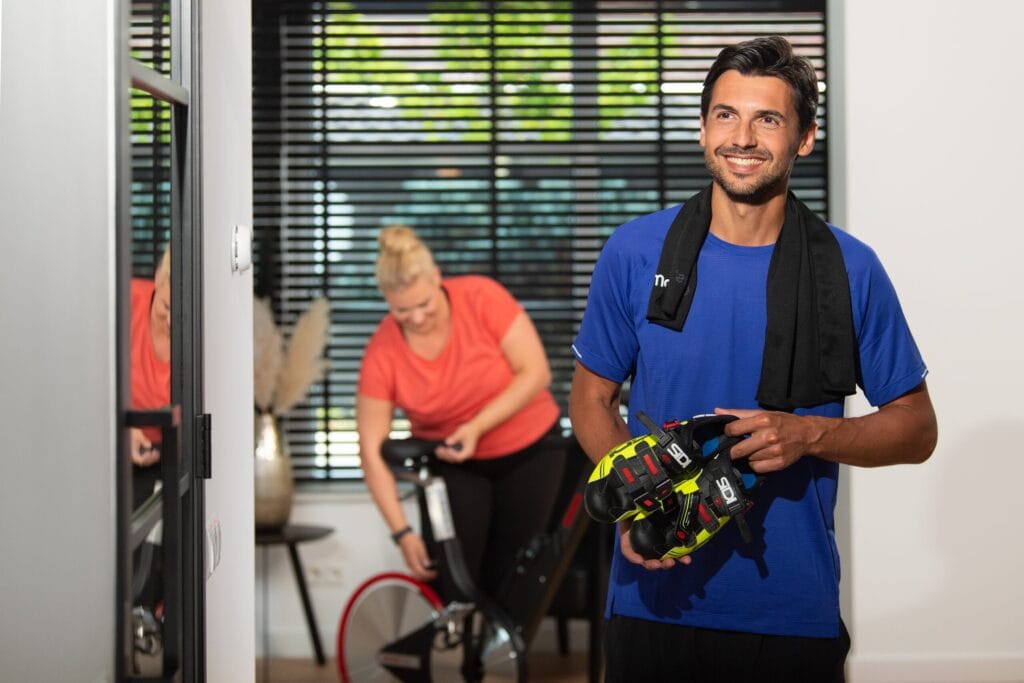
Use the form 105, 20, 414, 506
336, 435, 594, 682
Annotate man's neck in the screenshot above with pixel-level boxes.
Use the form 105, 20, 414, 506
707, 184, 789, 246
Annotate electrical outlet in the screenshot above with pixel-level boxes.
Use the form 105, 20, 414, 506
307, 564, 344, 585
206, 515, 222, 579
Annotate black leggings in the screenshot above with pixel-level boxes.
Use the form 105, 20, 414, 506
421, 426, 565, 600
604, 614, 850, 683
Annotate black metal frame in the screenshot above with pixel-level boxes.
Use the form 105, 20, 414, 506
125, 407, 185, 680
116, 0, 205, 680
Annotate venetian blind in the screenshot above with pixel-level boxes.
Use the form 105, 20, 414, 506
130, 1, 172, 278
252, 1, 829, 481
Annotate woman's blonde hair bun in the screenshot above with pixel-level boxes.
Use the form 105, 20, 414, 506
375, 225, 437, 292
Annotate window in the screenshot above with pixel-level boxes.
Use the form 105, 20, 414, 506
252, 1, 829, 481
131, 2, 172, 275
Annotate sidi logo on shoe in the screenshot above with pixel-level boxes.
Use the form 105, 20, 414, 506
665, 441, 692, 470
716, 476, 738, 505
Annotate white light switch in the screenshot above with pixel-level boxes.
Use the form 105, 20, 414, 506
206, 515, 222, 579
232, 224, 253, 273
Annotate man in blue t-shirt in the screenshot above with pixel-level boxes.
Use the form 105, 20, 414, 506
569, 36, 937, 681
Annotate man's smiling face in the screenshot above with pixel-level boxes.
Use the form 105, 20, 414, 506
700, 70, 816, 204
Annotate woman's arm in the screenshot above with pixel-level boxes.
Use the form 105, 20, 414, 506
357, 394, 437, 579
437, 310, 552, 461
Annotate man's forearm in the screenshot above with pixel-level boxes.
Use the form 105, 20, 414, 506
571, 401, 630, 464
807, 384, 937, 467
723, 382, 937, 472
568, 370, 632, 463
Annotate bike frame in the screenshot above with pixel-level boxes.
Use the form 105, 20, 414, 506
341, 436, 593, 683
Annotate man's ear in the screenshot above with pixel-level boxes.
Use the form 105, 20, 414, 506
699, 115, 707, 148
796, 121, 818, 157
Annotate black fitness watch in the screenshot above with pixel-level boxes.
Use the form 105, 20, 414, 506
390, 525, 413, 545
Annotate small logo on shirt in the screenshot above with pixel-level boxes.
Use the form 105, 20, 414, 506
654, 273, 686, 288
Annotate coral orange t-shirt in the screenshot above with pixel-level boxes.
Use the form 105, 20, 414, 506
358, 275, 559, 459
131, 279, 171, 442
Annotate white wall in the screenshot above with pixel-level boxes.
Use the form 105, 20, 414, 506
831, 2, 1024, 681
200, 0, 256, 680
0, 1, 118, 680
255, 489, 416, 658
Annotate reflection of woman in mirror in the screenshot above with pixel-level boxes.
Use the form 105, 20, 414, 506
130, 248, 170, 501
129, 248, 170, 620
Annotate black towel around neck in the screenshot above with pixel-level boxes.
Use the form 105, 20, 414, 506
646, 184, 857, 412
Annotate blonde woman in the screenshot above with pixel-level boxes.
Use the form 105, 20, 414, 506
130, 247, 171, 472
129, 247, 172, 613
357, 225, 563, 597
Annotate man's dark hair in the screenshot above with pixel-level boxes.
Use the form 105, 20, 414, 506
700, 35, 819, 133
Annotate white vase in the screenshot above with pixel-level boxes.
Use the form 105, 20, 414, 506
254, 412, 295, 530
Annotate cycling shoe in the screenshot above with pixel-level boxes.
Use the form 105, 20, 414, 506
628, 439, 760, 561
583, 412, 738, 524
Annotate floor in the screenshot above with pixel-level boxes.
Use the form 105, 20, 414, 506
256, 617, 597, 683
257, 648, 591, 682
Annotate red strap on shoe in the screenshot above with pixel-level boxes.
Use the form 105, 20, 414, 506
611, 440, 674, 511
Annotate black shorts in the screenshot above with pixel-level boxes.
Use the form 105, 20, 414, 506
604, 613, 850, 683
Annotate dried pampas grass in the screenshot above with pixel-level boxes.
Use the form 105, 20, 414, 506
253, 296, 330, 416
273, 297, 331, 415
253, 297, 284, 413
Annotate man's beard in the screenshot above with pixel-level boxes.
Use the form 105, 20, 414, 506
705, 146, 795, 205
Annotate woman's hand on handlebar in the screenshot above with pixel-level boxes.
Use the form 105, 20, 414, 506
130, 427, 161, 467
435, 422, 478, 463
398, 532, 438, 581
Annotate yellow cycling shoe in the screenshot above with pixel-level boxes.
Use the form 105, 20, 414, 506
628, 439, 759, 561
583, 412, 738, 524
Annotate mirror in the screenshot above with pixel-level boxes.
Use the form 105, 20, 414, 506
126, 84, 172, 676
129, 85, 172, 501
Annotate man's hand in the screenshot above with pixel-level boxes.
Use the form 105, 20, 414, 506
716, 383, 936, 470
715, 407, 825, 473
618, 519, 690, 571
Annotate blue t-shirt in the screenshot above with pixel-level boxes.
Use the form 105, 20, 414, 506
572, 204, 927, 638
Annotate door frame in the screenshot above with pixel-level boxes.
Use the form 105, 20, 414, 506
115, 0, 205, 679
